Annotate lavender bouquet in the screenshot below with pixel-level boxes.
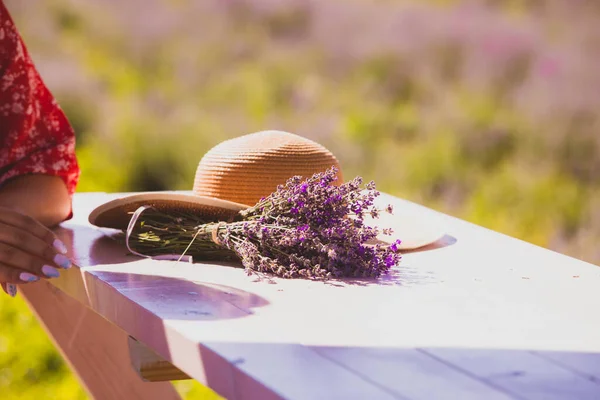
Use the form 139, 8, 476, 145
126, 167, 402, 279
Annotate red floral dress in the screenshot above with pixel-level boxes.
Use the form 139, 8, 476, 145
0, 2, 80, 207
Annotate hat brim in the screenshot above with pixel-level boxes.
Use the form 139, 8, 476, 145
362, 193, 447, 250
88, 192, 248, 230
363, 212, 445, 250
88, 192, 445, 251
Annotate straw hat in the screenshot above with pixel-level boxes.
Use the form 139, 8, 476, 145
88, 130, 443, 250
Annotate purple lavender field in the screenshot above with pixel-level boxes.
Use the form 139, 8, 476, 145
2, 0, 599, 398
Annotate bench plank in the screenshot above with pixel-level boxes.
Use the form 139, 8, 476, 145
203, 343, 402, 400
532, 351, 600, 382
314, 347, 517, 400
423, 348, 600, 400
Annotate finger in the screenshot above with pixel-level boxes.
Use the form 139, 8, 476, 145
2, 282, 18, 297
0, 207, 67, 252
0, 222, 71, 269
0, 264, 41, 284
0, 243, 64, 279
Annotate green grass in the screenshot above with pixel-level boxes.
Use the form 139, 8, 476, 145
0, 296, 87, 400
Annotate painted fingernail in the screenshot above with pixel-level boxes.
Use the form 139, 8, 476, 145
53, 254, 72, 269
19, 272, 40, 282
7, 283, 17, 297
42, 265, 60, 278
53, 239, 68, 254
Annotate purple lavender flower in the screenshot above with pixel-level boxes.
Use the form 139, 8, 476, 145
227, 167, 402, 278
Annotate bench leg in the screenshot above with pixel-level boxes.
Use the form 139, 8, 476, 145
19, 281, 182, 400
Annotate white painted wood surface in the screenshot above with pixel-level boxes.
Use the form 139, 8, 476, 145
41, 192, 600, 399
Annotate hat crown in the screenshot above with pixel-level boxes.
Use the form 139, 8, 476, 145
193, 130, 343, 206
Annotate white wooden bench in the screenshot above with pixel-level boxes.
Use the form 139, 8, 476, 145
18, 192, 600, 399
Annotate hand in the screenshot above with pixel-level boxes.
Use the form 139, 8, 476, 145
0, 206, 71, 297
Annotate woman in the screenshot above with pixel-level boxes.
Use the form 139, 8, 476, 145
0, 1, 80, 297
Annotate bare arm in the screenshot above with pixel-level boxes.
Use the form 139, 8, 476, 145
0, 175, 72, 227
0, 175, 72, 296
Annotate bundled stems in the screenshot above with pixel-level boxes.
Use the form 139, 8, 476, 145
127, 167, 402, 279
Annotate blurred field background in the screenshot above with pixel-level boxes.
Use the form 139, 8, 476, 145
1, 0, 599, 398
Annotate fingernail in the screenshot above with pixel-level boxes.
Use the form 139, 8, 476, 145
19, 272, 40, 282
53, 239, 68, 254
42, 265, 60, 278
53, 254, 72, 269
7, 283, 17, 297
